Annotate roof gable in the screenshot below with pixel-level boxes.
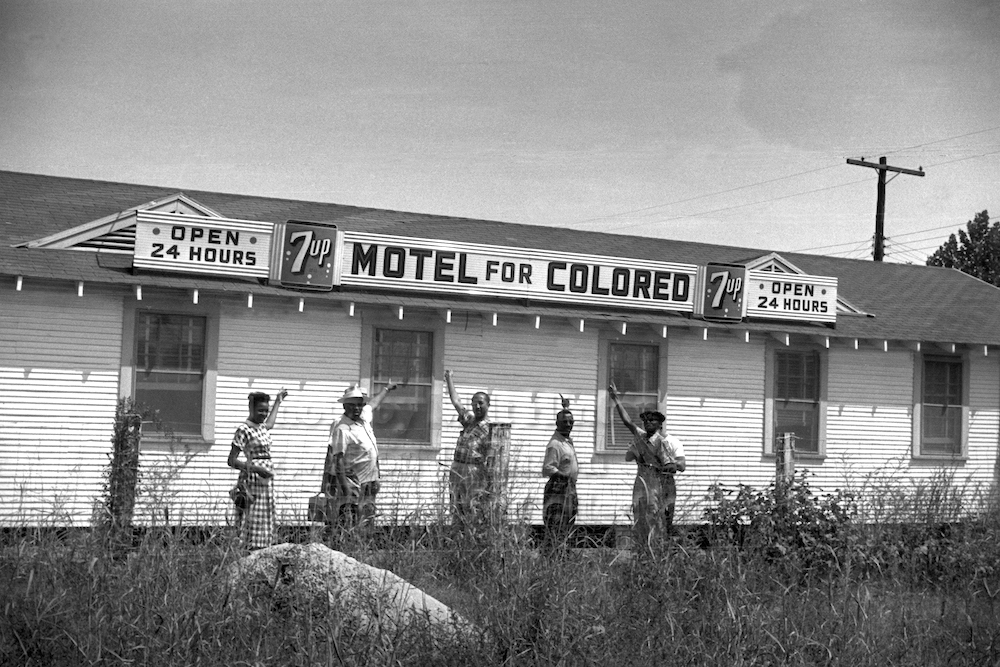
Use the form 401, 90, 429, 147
5, 170, 1000, 345
17, 193, 221, 253
743, 252, 866, 315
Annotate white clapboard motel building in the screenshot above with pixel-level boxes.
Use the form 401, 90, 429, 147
3, 171, 1000, 530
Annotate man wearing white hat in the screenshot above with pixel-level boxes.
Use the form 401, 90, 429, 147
324, 381, 396, 531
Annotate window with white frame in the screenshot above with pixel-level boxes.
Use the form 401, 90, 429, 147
774, 349, 821, 454
134, 312, 207, 435
765, 345, 825, 456
370, 328, 434, 445
605, 342, 660, 450
917, 354, 966, 457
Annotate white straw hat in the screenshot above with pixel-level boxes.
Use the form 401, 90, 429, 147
337, 385, 367, 404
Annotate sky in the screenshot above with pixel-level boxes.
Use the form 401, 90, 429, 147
1, 1, 999, 263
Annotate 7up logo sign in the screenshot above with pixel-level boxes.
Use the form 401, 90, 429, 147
700, 263, 746, 322
271, 220, 342, 290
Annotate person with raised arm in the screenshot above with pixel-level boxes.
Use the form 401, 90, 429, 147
445, 369, 492, 522
608, 381, 686, 551
228, 388, 287, 550
325, 381, 397, 532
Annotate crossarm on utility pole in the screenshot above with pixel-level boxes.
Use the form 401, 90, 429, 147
847, 157, 925, 261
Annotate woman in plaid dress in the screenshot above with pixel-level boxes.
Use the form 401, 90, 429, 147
228, 389, 287, 550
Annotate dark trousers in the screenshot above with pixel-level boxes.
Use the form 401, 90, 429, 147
543, 475, 578, 547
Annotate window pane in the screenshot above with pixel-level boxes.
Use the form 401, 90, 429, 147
373, 329, 433, 444
607, 343, 659, 449
371, 383, 431, 443
774, 351, 820, 453
776, 351, 818, 401
135, 313, 206, 434
374, 329, 432, 385
924, 359, 962, 406
776, 402, 818, 453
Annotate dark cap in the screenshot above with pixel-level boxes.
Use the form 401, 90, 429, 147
639, 410, 665, 423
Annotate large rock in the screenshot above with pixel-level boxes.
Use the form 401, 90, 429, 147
225, 542, 477, 644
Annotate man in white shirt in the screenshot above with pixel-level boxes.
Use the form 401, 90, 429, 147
325, 382, 396, 530
541, 401, 580, 549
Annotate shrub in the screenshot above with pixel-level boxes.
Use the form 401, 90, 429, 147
703, 472, 858, 577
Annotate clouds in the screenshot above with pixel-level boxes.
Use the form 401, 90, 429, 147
0, 1, 997, 255
718, 1, 1000, 154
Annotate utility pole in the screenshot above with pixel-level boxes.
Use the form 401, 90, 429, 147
846, 157, 925, 261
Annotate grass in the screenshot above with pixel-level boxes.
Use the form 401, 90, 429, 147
5, 473, 1000, 666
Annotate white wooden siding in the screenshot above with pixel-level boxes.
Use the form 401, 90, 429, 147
3, 283, 998, 528
0, 282, 123, 526
664, 332, 768, 524
134, 295, 364, 526
441, 315, 603, 523
966, 354, 999, 488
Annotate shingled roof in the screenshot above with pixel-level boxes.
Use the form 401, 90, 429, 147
3, 170, 999, 346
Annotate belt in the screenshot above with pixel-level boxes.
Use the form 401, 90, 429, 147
453, 454, 481, 465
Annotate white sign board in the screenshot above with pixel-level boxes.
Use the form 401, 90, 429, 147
745, 270, 838, 323
134, 211, 273, 278
340, 232, 699, 312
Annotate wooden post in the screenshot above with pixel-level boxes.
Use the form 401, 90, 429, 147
775, 432, 795, 483
486, 422, 511, 525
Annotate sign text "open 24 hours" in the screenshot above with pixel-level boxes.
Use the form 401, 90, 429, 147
340, 233, 698, 311
134, 211, 272, 278
745, 270, 838, 323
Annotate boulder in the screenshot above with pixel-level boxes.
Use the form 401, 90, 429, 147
225, 542, 477, 644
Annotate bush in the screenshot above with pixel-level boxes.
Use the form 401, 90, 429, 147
703, 472, 858, 576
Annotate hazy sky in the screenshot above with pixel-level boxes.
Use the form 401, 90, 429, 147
2, 1, 998, 262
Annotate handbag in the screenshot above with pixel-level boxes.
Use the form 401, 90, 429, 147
308, 459, 335, 522
229, 442, 256, 509
230, 470, 255, 510
308, 493, 333, 522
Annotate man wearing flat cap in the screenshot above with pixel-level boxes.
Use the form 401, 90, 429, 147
324, 381, 396, 531
608, 382, 686, 552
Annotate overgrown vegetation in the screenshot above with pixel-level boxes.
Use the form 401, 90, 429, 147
5, 467, 1000, 666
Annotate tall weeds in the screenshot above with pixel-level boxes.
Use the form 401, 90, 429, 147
4, 469, 1000, 665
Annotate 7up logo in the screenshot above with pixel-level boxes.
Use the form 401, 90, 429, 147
288, 230, 333, 274
275, 221, 340, 290
703, 263, 746, 321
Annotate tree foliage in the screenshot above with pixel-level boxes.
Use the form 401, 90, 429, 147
926, 210, 1000, 286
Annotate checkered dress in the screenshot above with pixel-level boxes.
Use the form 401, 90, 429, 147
232, 420, 275, 549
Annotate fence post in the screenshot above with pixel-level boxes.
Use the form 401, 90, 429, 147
775, 432, 795, 484
486, 422, 512, 526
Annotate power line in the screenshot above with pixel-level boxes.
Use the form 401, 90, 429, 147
879, 125, 1000, 155
883, 125, 1000, 157
569, 164, 845, 226
605, 146, 1000, 235
792, 222, 998, 256
924, 147, 1000, 169
598, 177, 872, 233
885, 239, 935, 264
575, 127, 1000, 229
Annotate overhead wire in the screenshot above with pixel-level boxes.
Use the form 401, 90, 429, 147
790, 202, 1000, 255
592, 177, 871, 234
566, 126, 1000, 234
882, 125, 1000, 157
568, 163, 844, 227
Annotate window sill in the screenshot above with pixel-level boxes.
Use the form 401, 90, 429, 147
379, 445, 442, 461
139, 433, 212, 452
763, 452, 826, 462
911, 453, 967, 464
591, 450, 631, 465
